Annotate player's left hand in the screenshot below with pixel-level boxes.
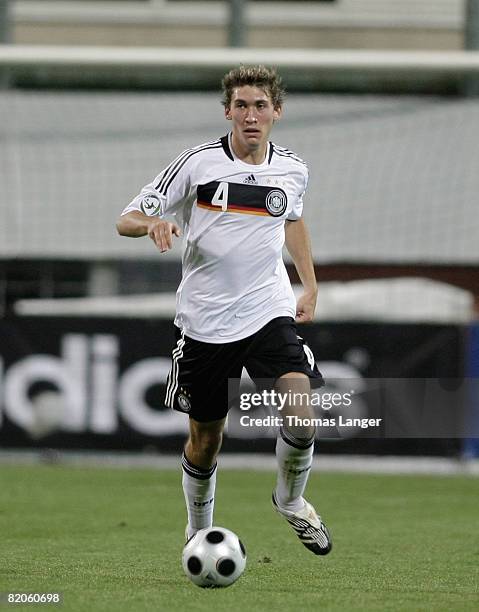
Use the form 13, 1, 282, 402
295, 291, 317, 323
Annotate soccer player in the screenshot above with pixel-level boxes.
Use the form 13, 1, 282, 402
116, 65, 332, 556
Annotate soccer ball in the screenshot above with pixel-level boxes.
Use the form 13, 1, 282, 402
182, 526, 247, 588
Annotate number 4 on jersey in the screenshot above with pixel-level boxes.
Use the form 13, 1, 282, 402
211, 182, 229, 211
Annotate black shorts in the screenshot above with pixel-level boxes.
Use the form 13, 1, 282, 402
165, 316, 324, 422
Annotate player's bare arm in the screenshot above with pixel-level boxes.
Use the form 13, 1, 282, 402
116, 211, 181, 253
285, 218, 318, 323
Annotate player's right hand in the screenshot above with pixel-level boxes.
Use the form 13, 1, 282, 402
147, 219, 181, 253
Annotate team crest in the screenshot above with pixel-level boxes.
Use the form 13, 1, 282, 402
265, 189, 287, 217
139, 193, 162, 216
177, 392, 192, 413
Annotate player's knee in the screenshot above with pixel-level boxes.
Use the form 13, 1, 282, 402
282, 404, 316, 442
282, 423, 316, 447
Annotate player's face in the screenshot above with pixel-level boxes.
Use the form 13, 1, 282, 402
226, 86, 281, 158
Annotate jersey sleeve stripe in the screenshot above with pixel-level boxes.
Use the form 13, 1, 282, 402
272, 144, 307, 165
155, 140, 220, 193
154, 140, 221, 195
154, 150, 194, 193
161, 143, 222, 196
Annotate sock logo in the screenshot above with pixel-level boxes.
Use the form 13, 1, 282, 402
193, 497, 214, 507
286, 466, 312, 475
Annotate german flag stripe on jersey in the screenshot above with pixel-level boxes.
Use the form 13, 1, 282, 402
196, 181, 288, 217
197, 201, 270, 216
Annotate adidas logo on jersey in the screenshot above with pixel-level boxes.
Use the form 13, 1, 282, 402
243, 174, 258, 185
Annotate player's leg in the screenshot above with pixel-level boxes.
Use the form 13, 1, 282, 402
185, 415, 225, 469
272, 371, 332, 555
272, 370, 332, 555
165, 326, 244, 541
182, 416, 226, 539
274, 372, 315, 513
246, 317, 332, 555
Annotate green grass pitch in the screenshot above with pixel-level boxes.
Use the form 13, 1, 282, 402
1, 463, 478, 611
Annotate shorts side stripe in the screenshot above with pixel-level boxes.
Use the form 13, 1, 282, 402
166, 332, 185, 408
166, 341, 183, 408
166, 340, 183, 407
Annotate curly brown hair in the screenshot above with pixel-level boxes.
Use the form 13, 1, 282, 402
221, 65, 285, 109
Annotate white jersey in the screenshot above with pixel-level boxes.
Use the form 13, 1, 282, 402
121, 133, 309, 343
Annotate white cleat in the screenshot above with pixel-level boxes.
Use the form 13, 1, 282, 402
272, 492, 332, 556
